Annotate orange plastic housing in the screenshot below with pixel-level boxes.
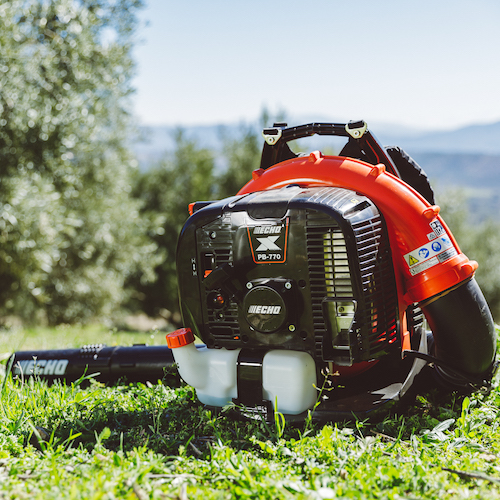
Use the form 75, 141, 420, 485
238, 153, 476, 312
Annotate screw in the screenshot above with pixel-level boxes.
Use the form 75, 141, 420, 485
285, 282, 292, 290
246, 282, 253, 289
210, 231, 216, 239
289, 325, 296, 332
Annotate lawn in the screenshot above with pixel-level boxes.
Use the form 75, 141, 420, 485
1, 325, 500, 499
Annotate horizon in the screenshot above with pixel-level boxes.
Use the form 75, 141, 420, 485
134, 115, 500, 134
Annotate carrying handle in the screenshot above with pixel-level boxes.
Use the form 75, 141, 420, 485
260, 121, 400, 178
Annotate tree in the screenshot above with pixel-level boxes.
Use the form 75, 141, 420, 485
131, 130, 216, 320
0, 0, 159, 324
438, 188, 500, 320
216, 108, 284, 199
216, 123, 262, 199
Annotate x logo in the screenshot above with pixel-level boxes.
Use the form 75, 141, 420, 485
256, 236, 281, 251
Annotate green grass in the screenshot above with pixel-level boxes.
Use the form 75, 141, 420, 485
0, 323, 167, 356
1, 326, 500, 499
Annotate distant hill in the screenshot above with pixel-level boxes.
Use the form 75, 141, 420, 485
132, 120, 500, 221
132, 124, 225, 168
411, 152, 500, 222
411, 152, 500, 190
132, 119, 500, 165
379, 121, 500, 155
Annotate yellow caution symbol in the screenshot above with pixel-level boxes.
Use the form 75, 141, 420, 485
408, 255, 419, 266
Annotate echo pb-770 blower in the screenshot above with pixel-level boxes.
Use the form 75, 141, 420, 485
9, 121, 497, 423
166, 120, 498, 422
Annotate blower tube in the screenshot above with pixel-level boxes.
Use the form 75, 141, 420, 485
420, 277, 497, 386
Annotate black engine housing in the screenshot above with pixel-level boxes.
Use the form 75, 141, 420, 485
177, 185, 400, 368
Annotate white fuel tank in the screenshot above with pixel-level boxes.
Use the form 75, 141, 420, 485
166, 329, 317, 415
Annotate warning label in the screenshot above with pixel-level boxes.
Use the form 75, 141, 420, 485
429, 220, 445, 237
409, 257, 439, 276
408, 255, 419, 266
404, 235, 456, 275
438, 248, 458, 263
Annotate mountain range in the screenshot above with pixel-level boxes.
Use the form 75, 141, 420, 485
132, 119, 500, 221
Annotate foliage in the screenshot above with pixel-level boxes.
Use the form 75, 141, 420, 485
1, 326, 500, 498
0, 0, 159, 325
130, 130, 217, 319
215, 120, 265, 200
438, 188, 500, 319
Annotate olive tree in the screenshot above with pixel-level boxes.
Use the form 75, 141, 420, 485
0, 0, 160, 324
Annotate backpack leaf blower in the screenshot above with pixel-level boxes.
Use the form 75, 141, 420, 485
8, 121, 496, 424
167, 121, 497, 422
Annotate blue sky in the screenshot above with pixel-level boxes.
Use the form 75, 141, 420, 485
131, 0, 500, 130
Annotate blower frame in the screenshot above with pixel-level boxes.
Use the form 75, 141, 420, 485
169, 120, 497, 422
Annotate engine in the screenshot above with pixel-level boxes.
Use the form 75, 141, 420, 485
178, 186, 401, 364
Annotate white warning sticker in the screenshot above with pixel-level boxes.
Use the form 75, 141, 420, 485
409, 257, 439, 276
429, 220, 445, 236
404, 235, 456, 275
437, 248, 458, 263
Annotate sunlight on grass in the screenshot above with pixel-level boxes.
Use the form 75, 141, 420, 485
0, 326, 499, 499
0, 324, 170, 359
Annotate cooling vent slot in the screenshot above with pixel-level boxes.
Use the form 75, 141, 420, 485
352, 217, 399, 357
405, 304, 425, 352
306, 209, 399, 363
306, 211, 352, 360
407, 304, 424, 331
